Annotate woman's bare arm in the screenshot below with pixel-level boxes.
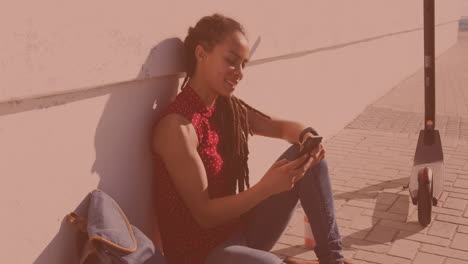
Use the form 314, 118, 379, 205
153, 113, 272, 229
247, 108, 311, 144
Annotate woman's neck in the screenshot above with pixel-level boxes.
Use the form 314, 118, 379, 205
187, 77, 218, 108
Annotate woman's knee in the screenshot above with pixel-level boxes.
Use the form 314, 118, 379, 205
276, 143, 301, 162
204, 245, 283, 264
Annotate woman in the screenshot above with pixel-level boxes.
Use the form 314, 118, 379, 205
152, 13, 351, 264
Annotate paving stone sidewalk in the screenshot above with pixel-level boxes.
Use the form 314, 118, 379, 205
272, 31, 468, 264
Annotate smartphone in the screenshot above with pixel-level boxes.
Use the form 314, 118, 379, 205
294, 135, 323, 168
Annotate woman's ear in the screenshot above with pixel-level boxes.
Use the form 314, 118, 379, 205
195, 44, 207, 62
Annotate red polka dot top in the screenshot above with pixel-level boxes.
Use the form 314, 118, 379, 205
152, 84, 246, 264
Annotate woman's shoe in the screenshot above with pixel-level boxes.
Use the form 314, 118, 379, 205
283, 256, 353, 264
283, 257, 319, 264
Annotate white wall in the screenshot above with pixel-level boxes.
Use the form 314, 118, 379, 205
462, 0, 468, 16
0, 0, 461, 103
0, 0, 462, 263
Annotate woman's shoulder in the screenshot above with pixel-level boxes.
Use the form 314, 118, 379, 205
152, 112, 200, 155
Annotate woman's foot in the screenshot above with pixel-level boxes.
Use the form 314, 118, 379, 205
283, 257, 319, 264
283, 256, 353, 264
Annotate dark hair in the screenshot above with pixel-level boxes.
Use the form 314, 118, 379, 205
181, 13, 272, 194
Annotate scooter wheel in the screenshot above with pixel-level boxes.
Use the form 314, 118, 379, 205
418, 180, 432, 227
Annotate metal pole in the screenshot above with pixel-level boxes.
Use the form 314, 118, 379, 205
424, 0, 436, 130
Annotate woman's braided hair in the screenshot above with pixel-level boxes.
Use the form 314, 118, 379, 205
181, 13, 272, 194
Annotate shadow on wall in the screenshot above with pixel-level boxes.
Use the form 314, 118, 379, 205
460, 17, 468, 31
33, 38, 185, 264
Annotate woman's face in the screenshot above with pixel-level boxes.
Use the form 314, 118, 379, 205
197, 30, 250, 97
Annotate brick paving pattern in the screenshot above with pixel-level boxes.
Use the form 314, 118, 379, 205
271, 31, 468, 263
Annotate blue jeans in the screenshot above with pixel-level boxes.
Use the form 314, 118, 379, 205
153, 143, 344, 264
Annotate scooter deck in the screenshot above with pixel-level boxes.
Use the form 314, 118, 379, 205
409, 129, 445, 204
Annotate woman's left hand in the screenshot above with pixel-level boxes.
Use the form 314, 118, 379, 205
293, 133, 325, 183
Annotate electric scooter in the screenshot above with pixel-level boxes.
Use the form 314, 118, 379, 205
408, 0, 445, 227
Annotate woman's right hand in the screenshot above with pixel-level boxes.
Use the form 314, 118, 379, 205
259, 153, 312, 196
